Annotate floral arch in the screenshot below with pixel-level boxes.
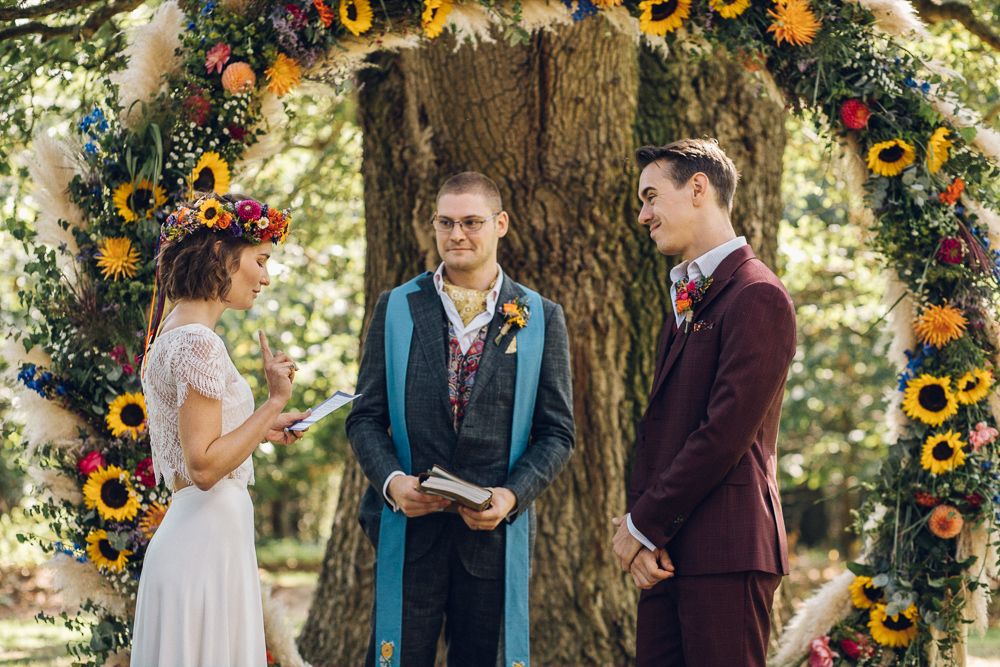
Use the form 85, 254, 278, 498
5, 0, 1000, 665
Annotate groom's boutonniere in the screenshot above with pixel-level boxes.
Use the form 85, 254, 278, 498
495, 296, 531, 344
675, 276, 713, 332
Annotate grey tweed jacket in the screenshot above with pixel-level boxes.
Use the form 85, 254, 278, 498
347, 271, 575, 579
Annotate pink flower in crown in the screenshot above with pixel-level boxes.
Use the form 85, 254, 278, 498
205, 43, 232, 74
134, 457, 155, 487
237, 199, 262, 222
808, 635, 838, 667
77, 451, 106, 475
968, 421, 998, 451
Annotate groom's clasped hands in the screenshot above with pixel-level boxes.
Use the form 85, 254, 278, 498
611, 515, 675, 590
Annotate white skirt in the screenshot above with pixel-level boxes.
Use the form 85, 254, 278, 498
131, 479, 266, 667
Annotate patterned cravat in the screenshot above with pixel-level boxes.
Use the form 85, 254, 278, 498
441, 275, 498, 327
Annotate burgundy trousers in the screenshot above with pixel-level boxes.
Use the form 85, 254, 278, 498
635, 570, 782, 667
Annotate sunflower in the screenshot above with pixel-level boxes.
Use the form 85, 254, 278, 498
197, 198, 224, 228
766, 0, 820, 46
709, 0, 750, 18
83, 465, 141, 522
111, 179, 167, 222
265, 53, 301, 98
189, 152, 231, 195
339, 0, 373, 35
95, 237, 141, 281
422, 0, 453, 38
866, 138, 916, 177
955, 369, 993, 404
138, 501, 169, 539
920, 430, 967, 475
638, 0, 691, 35
928, 504, 964, 538
868, 604, 918, 647
849, 575, 884, 609
927, 127, 952, 174
86, 529, 133, 572
107, 391, 147, 438
913, 302, 967, 349
902, 374, 958, 427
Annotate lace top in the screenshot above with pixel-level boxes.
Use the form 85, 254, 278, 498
141, 324, 255, 490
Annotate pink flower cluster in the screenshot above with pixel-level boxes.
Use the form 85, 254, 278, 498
205, 43, 232, 74
77, 451, 105, 475
969, 421, 998, 451
936, 237, 965, 264
839, 633, 875, 661
809, 636, 838, 667
110, 345, 135, 375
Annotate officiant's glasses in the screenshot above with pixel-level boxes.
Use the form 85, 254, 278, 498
431, 212, 501, 233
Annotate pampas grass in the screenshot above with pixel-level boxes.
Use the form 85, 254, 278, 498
47, 553, 130, 617
101, 651, 131, 667
27, 465, 84, 505
22, 133, 85, 257
845, 0, 926, 37
111, 0, 186, 130
14, 390, 90, 459
260, 581, 309, 667
772, 570, 856, 667
930, 97, 1000, 162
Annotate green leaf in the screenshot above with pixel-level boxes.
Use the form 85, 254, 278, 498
959, 126, 978, 143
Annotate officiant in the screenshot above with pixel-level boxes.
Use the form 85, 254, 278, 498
346, 172, 575, 667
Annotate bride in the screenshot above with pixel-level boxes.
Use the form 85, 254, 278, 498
133, 192, 310, 666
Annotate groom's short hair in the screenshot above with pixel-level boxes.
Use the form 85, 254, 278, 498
437, 172, 503, 212
635, 139, 739, 213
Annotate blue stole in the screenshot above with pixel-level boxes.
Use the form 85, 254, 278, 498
376, 272, 544, 667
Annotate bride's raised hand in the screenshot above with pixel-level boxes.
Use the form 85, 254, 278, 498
259, 331, 295, 406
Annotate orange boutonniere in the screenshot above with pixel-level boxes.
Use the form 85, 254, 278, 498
495, 296, 531, 345
675, 275, 713, 332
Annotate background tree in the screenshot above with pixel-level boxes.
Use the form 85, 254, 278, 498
298, 19, 786, 665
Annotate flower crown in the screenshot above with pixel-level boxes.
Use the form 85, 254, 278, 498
162, 195, 291, 245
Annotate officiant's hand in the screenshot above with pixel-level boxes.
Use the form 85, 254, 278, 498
611, 515, 643, 572
458, 487, 517, 531
388, 475, 453, 517
265, 410, 312, 446
629, 548, 674, 589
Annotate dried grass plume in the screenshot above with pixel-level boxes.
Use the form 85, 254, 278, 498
772, 570, 856, 666
260, 581, 309, 667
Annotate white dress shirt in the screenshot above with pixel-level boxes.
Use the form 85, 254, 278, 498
627, 236, 748, 551
383, 264, 505, 508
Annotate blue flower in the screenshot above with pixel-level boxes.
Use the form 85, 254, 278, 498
40, 372, 53, 382
201, 0, 215, 16
97, 119, 109, 133
956, 205, 965, 216
904, 77, 917, 87
920, 82, 931, 94
993, 495, 1000, 503
897, 373, 910, 391
188, 21, 197, 30
983, 461, 994, 470
85, 142, 99, 155
91, 107, 103, 121
56, 385, 67, 395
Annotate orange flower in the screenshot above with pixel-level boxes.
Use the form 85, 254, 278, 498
314, 0, 335, 26
928, 504, 963, 538
914, 491, 941, 507
939, 177, 965, 206
767, 0, 821, 46
217, 211, 232, 230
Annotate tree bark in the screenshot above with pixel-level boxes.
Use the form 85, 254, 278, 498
299, 18, 785, 666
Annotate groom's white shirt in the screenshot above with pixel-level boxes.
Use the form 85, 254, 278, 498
383, 263, 505, 510
627, 236, 748, 551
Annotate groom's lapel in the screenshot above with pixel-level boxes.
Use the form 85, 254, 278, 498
406, 274, 452, 420
465, 272, 521, 412
648, 245, 755, 401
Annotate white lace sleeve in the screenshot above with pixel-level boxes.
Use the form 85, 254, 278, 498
173, 329, 229, 408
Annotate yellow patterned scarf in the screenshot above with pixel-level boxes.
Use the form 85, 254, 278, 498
442, 275, 497, 327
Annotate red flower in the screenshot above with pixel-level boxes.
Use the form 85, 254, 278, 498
110, 345, 127, 363
135, 457, 155, 487
840, 99, 871, 130
840, 639, 861, 660
313, 0, 335, 26
936, 237, 965, 264
77, 451, 106, 475
185, 93, 211, 126
914, 491, 942, 507
964, 493, 984, 510
121, 362, 135, 376
227, 125, 248, 143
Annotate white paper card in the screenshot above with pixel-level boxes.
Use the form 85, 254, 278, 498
288, 391, 360, 431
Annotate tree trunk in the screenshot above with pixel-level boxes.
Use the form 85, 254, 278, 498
299, 18, 785, 666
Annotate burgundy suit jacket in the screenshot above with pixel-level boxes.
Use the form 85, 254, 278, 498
627, 245, 796, 577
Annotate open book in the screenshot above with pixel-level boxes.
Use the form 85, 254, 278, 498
417, 465, 493, 512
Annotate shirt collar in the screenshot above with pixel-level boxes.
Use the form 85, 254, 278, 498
669, 236, 747, 283
433, 262, 504, 303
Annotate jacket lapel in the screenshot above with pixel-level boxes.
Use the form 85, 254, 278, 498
406, 274, 452, 420
647, 245, 756, 401
464, 271, 521, 412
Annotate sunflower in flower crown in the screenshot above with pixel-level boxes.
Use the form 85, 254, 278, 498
86, 528, 133, 572
638, 0, 691, 35
849, 575, 884, 609
189, 152, 231, 194
954, 369, 993, 404
107, 391, 147, 438
902, 374, 958, 426
920, 430, 966, 475
112, 178, 167, 222
197, 198, 225, 228
868, 604, 918, 647
867, 138, 916, 177
83, 465, 141, 522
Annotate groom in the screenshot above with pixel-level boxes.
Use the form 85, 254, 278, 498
347, 172, 575, 667
612, 139, 796, 666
